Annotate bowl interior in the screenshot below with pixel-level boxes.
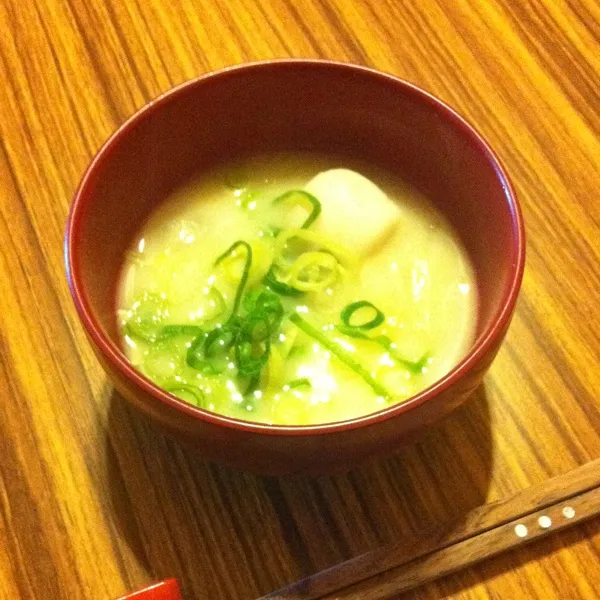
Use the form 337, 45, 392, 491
68, 62, 521, 399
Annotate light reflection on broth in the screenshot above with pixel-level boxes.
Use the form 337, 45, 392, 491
117, 154, 476, 425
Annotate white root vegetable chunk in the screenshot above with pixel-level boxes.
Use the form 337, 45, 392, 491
303, 169, 401, 258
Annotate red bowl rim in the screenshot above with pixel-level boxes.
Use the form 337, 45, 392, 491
65, 58, 526, 437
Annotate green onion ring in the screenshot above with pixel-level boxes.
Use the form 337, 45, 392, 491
290, 313, 391, 400
263, 266, 304, 297
272, 190, 322, 229
341, 301, 385, 330
214, 241, 253, 320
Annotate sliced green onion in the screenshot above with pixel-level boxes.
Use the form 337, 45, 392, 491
274, 229, 356, 269
272, 190, 322, 229
341, 301, 385, 330
243, 308, 282, 342
263, 266, 304, 296
265, 225, 282, 237
337, 301, 427, 373
286, 251, 339, 292
164, 383, 205, 407
123, 292, 167, 341
185, 286, 283, 383
286, 377, 312, 389
235, 335, 271, 377
215, 240, 253, 320
265, 227, 354, 296
187, 327, 235, 373
289, 313, 391, 400
203, 322, 239, 358
335, 324, 369, 339
288, 344, 307, 358
244, 314, 270, 342
157, 324, 204, 340
244, 375, 261, 398
375, 336, 429, 373
177, 244, 284, 387
142, 342, 181, 381
336, 325, 427, 374
242, 289, 284, 336
197, 286, 227, 321
186, 332, 209, 370
243, 288, 283, 318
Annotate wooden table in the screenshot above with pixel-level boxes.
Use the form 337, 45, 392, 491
1, 1, 599, 598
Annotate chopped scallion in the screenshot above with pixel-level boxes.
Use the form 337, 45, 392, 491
289, 312, 391, 400
263, 266, 304, 296
286, 377, 312, 389
337, 301, 427, 373
215, 240, 253, 321
272, 190, 322, 229
340, 300, 385, 330
164, 383, 206, 407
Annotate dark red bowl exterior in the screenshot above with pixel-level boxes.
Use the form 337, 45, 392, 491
65, 60, 525, 475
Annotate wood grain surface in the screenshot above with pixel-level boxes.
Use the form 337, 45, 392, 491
260, 459, 600, 599
1, 1, 599, 599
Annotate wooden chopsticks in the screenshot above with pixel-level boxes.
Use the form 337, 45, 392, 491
258, 458, 600, 599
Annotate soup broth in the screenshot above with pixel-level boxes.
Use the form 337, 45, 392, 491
117, 155, 476, 425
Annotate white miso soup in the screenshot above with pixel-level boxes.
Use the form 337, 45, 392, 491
117, 155, 477, 425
